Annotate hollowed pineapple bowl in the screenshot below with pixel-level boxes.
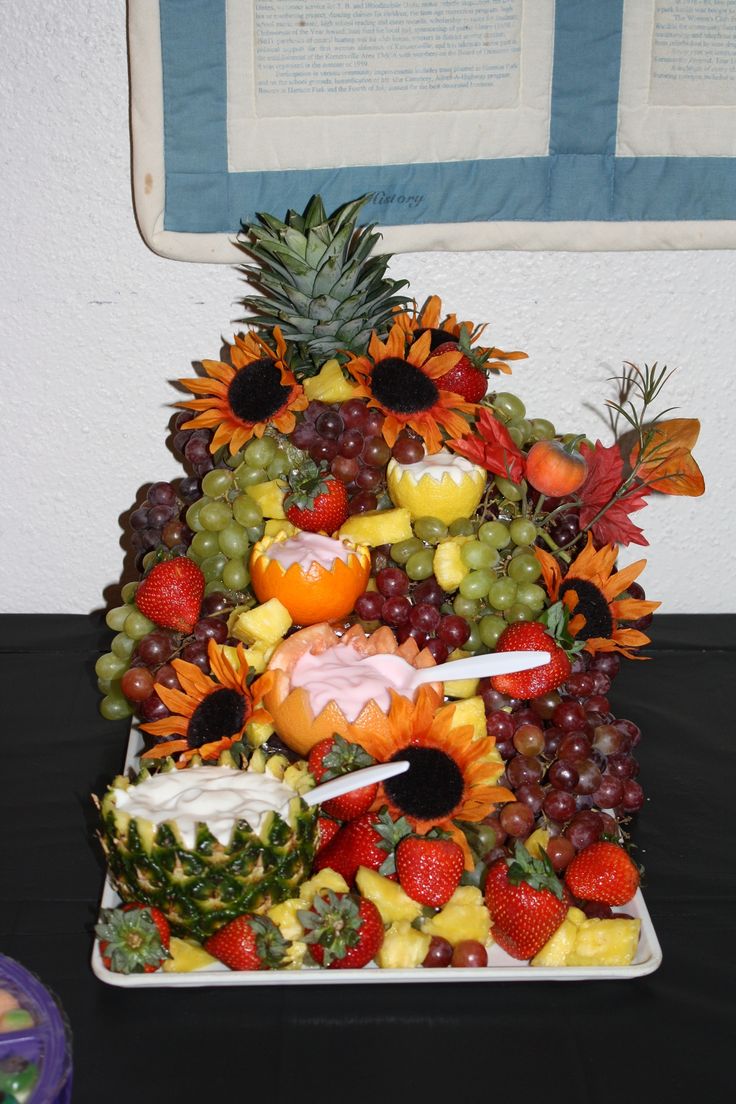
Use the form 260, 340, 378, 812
96, 751, 318, 941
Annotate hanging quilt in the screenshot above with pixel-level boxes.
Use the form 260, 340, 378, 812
129, 0, 736, 260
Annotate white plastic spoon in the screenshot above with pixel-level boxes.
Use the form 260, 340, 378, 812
302, 760, 410, 807
408, 649, 551, 689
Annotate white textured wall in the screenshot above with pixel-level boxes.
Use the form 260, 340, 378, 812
1, 2, 733, 614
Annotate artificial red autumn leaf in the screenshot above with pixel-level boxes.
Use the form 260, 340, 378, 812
629, 418, 705, 497
448, 407, 525, 483
578, 440, 650, 547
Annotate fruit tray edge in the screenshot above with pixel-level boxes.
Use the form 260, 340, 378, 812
91, 725, 663, 988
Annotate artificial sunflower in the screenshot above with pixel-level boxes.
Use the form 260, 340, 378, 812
353, 687, 514, 867
346, 321, 478, 453
177, 327, 307, 455
139, 639, 269, 766
535, 534, 661, 659
394, 294, 527, 375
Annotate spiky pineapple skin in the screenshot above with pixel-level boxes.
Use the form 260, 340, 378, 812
237, 194, 409, 376
98, 766, 318, 942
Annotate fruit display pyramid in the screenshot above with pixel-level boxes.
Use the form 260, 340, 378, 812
94, 194, 704, 975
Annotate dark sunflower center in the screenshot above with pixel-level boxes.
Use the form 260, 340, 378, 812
415, 327, 457, 351
371, 357, 439, 415
187, 688, 245, 748
227, 357, 291, 425
560, 578, 614, 640
384, 746, 464, 820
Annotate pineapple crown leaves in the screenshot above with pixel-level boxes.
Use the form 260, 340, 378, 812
94, 907, 170, 973
297, 890, 364, 966
284, 457, 332, 511
504, 840, 565, 901
318, 733, 375, 781
539, 601, 586, 657
235, 194, 410, 371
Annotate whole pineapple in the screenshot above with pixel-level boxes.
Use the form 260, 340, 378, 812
237, 194, 409, 377
97, 751, 317, 941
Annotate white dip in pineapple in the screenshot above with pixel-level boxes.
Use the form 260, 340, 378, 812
113, 768, 298, 848
289, 639, 417, 721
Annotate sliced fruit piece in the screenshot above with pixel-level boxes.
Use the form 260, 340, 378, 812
229, 598, 293, 645
303, 358, 359, 402
421, 885, 491, 946
564, 917, 641, 967
524, 828, 551, 861
433, 536, 471, 592
162, 937, 219, 973
355, 865, 423, 924
448, 696, 487, 741
375, 921, 431, 969
338, 506, 413, 547
264, 518, 299, 539
246, 479, 288, 519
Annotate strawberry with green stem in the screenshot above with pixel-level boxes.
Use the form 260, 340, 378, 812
284, 458, 349, 533
135, 555, 205, 634
565, 841, 640, 907
489, 604, 583, 699
307, 733, 377, 821
204, 913, 291, 971
95, 904, 171, 974
298, 890, 384, 969
484, 840, 568, 960
313, 808, 412, 885
395, 833, 465, 908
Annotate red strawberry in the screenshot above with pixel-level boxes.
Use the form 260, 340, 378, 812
204, 913, 290, 971
489, 620, 571, 699
298, 891, 384, 969
484, 841, 568, 960
285, 459, 349, 533
135, 556, 205, 634
395, 836, 464, 908
308, 734, 377, 821
95, 904, 171, 974
431, 342, 488, 402
565, 841, 640, 907
313, 809, 411, 885
316, 815, 342, 853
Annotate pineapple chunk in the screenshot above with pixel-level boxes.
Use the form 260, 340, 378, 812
433, 537, 471, 592
565, 918, 641, 967
531, 913, 578, 967
338, 507, 413, 547
375, 921, 430, 970
246, 479, 288, 518
355, 866, 423, 924
303, 358, 359, 403
230, 598, 293, 645
422, 886, 491, 946
162, 937, 218, 973
299, 869, 350, 903
268, 898, 305, 941
264, 519, 298, 539
444, 676, 479, 699
242, 642, 276, 675
524, 828, 551, 860
448, 696, 486, 741
245, 716, 274, 747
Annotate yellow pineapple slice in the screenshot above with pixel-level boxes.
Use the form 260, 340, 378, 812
422, 886, 491, 946
298, 869, 350, 903
530, 908, 586, 966
245, 716, 275, 747
162, 937, 218, 973
355, 866, 423, 924
433, 537, 471, 592
443, 650, 479, 699
230, 598, 293, 645
524, 828, 551, 860
565, 917, 641, 967
375, 921, 431, 969
448, 696, 487, 740
267, 898, 305, 941
303, 358, 359, 402
246, 479, 288, 519
338, 507, 413, 547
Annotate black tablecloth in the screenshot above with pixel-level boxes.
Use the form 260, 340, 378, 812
2, 614, 735, 1103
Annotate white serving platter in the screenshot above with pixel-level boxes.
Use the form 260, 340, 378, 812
92, 726, 662, 987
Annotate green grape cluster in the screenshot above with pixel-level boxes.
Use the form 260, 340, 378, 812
185, 436, 287, 596
95, 581, 151, 720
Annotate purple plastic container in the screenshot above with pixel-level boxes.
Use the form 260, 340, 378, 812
0, 955, 72, 1103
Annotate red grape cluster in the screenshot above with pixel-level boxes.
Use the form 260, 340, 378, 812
171, 410, 216, 478
128, 480, 198, 570
354, 566, 471, 664
477, 650, 645, 896
290, 399, 424, 514
119, 593, 235, 726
